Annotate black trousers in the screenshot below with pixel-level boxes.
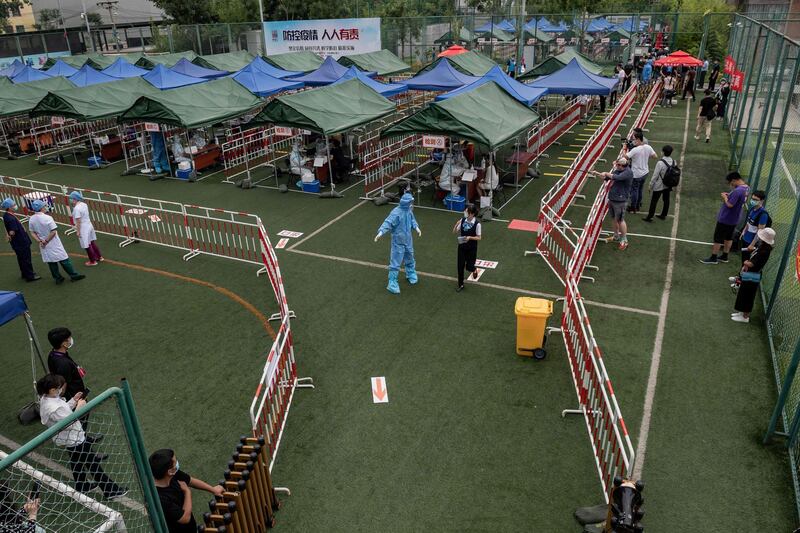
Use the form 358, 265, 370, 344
610, 91, 617, 107
13, 245, 36, 280
682, 83, 695, 100
66, 441, 119, 496
646, 189, 671, 219
734, 281, 759, 313
457, 244, 477, 286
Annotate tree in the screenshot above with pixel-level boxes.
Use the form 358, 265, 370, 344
0, 1, 28, 31
86, 12, 102, 25
34, 8, 60, 30
152, 0, 218, 24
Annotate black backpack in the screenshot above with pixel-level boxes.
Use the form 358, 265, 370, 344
661, 158, 681, 188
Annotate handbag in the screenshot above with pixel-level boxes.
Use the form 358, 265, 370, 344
740, 271, 762, 283
18, 400, 40, 425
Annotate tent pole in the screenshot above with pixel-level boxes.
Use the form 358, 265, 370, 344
24, 312, 46, 373
325, 134, 335, 192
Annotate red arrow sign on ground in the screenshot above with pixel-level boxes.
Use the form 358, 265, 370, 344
371, 377, 388, 403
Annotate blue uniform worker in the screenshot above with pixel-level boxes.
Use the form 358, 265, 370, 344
150, 132, 169, 175
374, 193, 421, 294
2, 197, 39, 281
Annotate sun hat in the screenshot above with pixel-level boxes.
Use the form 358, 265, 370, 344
757, 227, 776, 245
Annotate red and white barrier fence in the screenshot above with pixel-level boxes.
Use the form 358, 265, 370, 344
249, 314, 313, 473
535, 204, 580, 285
558, 279, 634, 501
527, 100, 582, 157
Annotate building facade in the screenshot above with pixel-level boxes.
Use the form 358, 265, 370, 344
30, 0, 164, 27
3, 3, 36, 33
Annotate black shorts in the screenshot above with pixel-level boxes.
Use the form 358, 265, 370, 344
713, 222, 736, 244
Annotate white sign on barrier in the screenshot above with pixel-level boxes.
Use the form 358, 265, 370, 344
557, 38, 565, 45
422, 135, 446, 149
274, 126, 293, 137
601, 37, 610, 44
371, 377, 388, 403
621, 38, 629, 45
50, 116, 64, 126
144, 122, 160, 133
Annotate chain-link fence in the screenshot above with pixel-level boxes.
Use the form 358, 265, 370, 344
0, 382, 166, 532
723, 12, 800, 519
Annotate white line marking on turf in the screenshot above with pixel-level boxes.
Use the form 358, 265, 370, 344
772, 141, 797, 196
633, 97, 690, 479
0, 433, 146, 513
288, 200, 368, 250
287, 248, 659, 317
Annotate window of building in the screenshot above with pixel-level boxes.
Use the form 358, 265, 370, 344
15, 25, 25, 33
10, 4, 21, 17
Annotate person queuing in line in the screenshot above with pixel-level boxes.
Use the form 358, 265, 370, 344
453, 204, 482, 292
506, 55, 516, 78
609, 66, 620, 107
329, 138, 351, 184
68, 191, 103, 267
700, 171, 749, 265
2, 198, 40, 282
0, 481, 41, 533
731, 228, 776, 323
149, 449, 224, 533
623, 61, 634, 92
681, 67, 696, 101
625, 131, 657, 214
708, 59, 720, 91
27, 200, 85, 284
37, 374, 127, 500
698, 58, 709, 88
715, 79, 731, 120
695, 89, 717, 143
591, 156, 633, 251
738, 190, 770, 264
617, 63, 627, 94
643, 145, 676, 222
661, 71, 676, 107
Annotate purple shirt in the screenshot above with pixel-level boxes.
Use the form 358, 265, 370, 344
717, 185, 749, 225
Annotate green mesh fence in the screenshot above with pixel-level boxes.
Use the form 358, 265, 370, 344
0, 384, 166, 532
724, 13, 800, 519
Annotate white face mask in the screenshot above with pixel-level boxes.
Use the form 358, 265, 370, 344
66, 337, 74, 349
463, 211, 469, 218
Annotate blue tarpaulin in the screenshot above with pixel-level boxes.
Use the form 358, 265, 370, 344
404, 59, 480, 92
102, 57, 148, 78
292, 56, 373, 86
0, 60, 26, 78
68, 64, 117, 87
45, 60, 79, 77
143, 64, 206, 89
528, 58, 618, 95
586, 17, 614, 33
246, 56, 302, 79
539, 20, 568, 32
171, 57, 228, 79
231, 64, 304, 97
476, 19, 516, 33
11, 66, 52, 84
0, 290, 27, 327
436, 65, 547, 106
331, 66, 407, 97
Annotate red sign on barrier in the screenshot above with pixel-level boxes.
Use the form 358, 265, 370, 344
731, 69, 745, 92
724, 55, 736, 75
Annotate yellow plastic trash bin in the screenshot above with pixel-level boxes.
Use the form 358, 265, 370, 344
515, 297, 553, 359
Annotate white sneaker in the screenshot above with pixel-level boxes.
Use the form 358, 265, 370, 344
731, 311, 743, 317
728, 277, 737, 283
694, 135, 699, 140
731, 314, 750, 323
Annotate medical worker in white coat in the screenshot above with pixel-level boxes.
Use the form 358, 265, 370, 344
69, 191, 103, 266
290, 142, 314, 182
27, 200, 85, 284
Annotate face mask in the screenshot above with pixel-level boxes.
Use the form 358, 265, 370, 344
173, 460, 180, 473
749, 199, 759, 208
66, 337, 74, 349
464, 211, 469, 218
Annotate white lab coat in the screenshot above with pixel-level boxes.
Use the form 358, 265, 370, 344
28, 212, 68, 263
71, 201, 97, 249
481, 164, 499, 192
290, 148, 313, 181
439, 156, 457, 192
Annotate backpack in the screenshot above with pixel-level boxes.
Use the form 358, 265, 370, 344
661, 158, 681, 188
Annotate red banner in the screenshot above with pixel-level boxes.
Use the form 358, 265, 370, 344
731, 69, 745, 92
795, 241, 800, 283
724, 55, 736, 75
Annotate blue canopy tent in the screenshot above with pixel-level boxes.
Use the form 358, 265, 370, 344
528, 58, 618, 95
586, 17, 614, 33
101, 57, 148, 78
292, 56, 373, 86
143, 64, 205, 89
231, 64, 304, 97
615, 17, 648, 32
330, 66, 407, 97
436, 65, 547, 106
476, 19, 516, 33
247, 56, 302, 79
404, 59, 480, 91
68, 64, 117, 87
0, 60, 26, 78
45, 59, 79, 77
0, 290, 46, 373
540, 20, 568, 32
170, 57, 228, 79
11, 66, 52, 84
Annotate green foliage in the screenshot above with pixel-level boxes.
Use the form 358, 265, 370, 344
152, 0, 218, 24
34, 8, 60, 30
0, 1, 27, 31
86, 12, 103, 26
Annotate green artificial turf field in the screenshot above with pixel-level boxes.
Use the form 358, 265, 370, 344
0, 94, 796, 531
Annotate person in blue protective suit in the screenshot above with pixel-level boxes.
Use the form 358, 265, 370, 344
150, 132, 169, 178
2, 197, 40, 281
374, 193, 422, 294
